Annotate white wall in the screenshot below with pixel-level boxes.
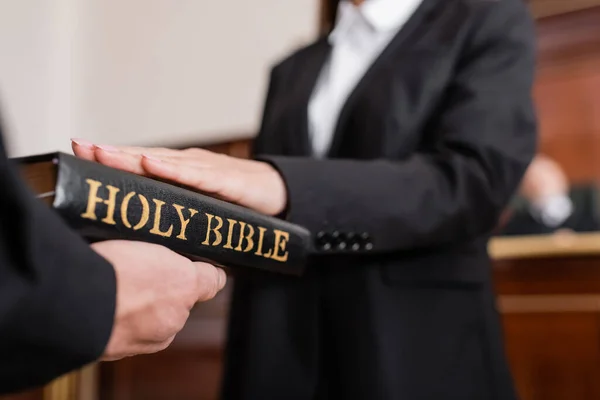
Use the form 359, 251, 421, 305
0, 0, 319, 157
0, 0, 75, 156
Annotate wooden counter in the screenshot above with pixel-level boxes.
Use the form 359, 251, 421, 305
490, 231, 600, 260
490, 233, 600, 400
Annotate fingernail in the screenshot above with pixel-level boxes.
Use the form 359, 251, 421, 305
142, 154, 162, 162
218, 268, 227, 290
71, 138, 93, 148
95, 144, 119, 153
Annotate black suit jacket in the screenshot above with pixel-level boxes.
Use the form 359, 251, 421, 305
221, 0, 537, 399
0, 121, 116, 394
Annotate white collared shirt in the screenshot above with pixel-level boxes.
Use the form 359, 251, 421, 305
308, 0, 423, 158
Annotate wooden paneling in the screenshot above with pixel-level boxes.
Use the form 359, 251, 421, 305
98, 348, 223, 400
534, 7, 600, 184
319, 0, 337, 33
184, 138, 252, 159
529, 0, 600, 18
494, 254, 600, 400
0, 390, 43, 400
494, 255, 600, 295
502, 312, 600, 400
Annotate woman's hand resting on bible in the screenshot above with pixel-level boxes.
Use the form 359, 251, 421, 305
71, 139, 288, 216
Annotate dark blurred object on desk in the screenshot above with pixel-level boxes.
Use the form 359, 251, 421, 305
498, 184, 600, 235
497, 154, 600, 236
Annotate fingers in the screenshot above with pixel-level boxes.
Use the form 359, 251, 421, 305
193, 263, 227, 302
71, 139, 148, 175
71, 138, 234, 166
100, 335, 177, 361
141, 156, 225, 194
71, 138, 97, 161
71, 139, 256, 179
71, 140, 254, 208
216, 267, 227, 291
95, 147, 148, 176
109, 145, 181, 158
118, 147, 225, 168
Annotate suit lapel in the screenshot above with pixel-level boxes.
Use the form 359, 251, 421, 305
325, 0, 440, 158
287, 39, 331, 156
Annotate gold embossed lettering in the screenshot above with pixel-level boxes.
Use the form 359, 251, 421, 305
81, 179, 119, 225
202, 213, 223, 246
173, 204, 198, 240
270, 229, 289, 262
254, 226, 272, 258
223, 219, 238, 249
121, 192, 150, 230
235, 222, 255, 252
149, 199, 173, 237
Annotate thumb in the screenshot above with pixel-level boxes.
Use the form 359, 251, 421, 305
194, 263, 227, 302
215, 267, 227, 291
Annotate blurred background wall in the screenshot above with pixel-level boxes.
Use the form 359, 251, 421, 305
0, 0, 319, 157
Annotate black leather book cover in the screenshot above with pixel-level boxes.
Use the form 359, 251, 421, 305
15, 152, 310, 276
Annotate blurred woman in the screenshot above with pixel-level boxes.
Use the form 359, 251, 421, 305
73, 0, 537, 398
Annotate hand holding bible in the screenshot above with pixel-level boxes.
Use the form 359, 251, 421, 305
71, 140, 287, 217
92, 240, 226, 361
17, 149, 309, 276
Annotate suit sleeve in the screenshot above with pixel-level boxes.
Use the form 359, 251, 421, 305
0, 129, 116, 393
257, 0, 537, 255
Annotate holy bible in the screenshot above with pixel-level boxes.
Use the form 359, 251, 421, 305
14, 152, 311, 275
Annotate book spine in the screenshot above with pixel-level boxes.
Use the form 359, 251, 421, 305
52, 153, 310, 275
